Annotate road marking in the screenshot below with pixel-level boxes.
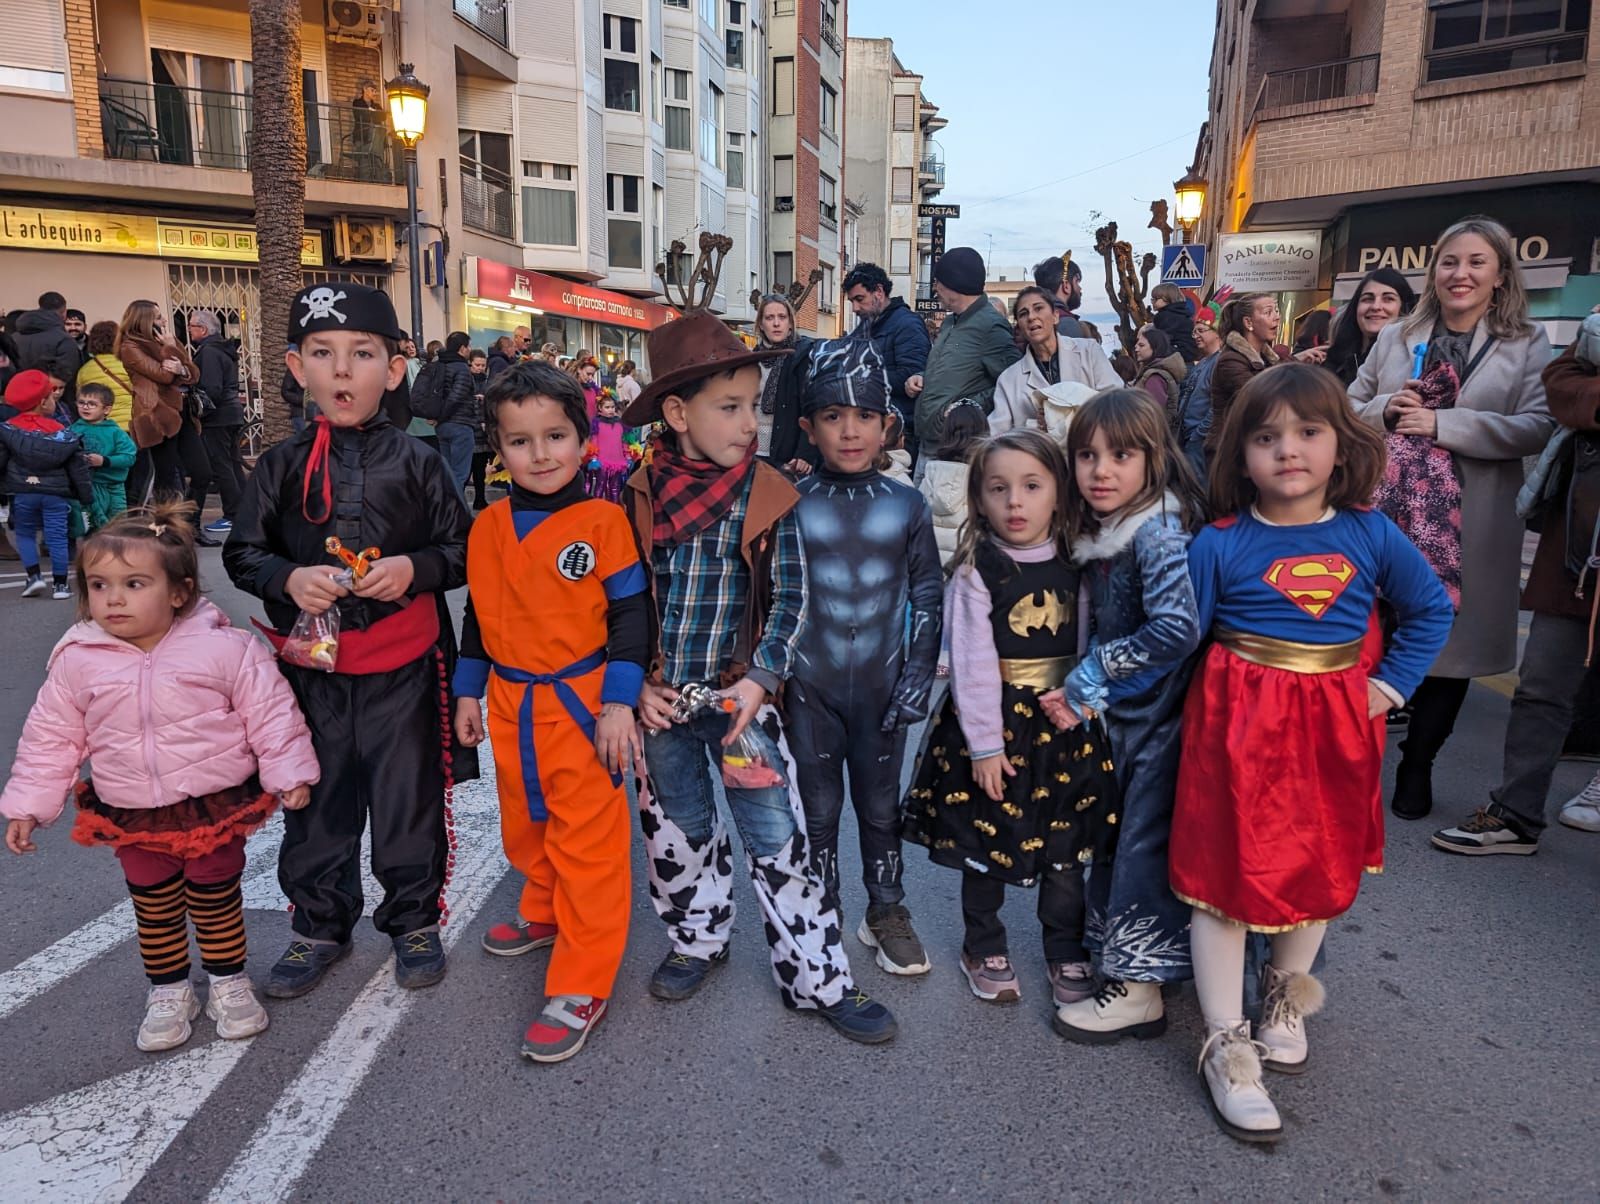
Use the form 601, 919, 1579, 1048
208, 763, 506, 1203
0, 1039, 253, 1203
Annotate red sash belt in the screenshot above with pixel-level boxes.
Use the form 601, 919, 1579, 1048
256, 595, 441, 675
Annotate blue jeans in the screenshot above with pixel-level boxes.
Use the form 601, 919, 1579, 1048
434, 422, 475, 496
643, 713, 797, 857
12, 493, 71, 578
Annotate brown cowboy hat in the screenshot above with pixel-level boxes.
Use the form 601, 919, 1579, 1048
622, 311, 790, 426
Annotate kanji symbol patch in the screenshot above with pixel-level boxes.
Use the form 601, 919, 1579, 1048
556, 541, 596, 581
1262, 553, 1358, 619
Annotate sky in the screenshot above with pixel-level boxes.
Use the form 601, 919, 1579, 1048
845, 0, 1216, 313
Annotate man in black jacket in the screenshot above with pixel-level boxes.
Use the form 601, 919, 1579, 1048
186, 310, 247, 540
13, 292, 83, 392
844, 262, 931, 459
414, 330, 477, 496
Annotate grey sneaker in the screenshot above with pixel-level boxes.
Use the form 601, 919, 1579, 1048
857, 903, 931, 975
960, 951, 1021, 1003
1047, 960, 1096, 1006
1431, 807, 1538, 856
20, 576, 48, 598
206, 972, 269, 1040
136, 981, 200, 1052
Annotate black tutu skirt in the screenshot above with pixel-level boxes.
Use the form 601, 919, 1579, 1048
904, 682, 1120, 887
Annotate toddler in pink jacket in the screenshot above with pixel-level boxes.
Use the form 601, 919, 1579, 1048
1, 502, 319, 1053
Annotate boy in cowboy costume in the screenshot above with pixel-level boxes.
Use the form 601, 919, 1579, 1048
224, 284, 473, 998
622, 258, 896, 1043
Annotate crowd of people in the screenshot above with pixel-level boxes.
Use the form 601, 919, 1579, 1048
1, 211, 1596, 1146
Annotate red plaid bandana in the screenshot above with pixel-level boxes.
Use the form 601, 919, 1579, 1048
647, 435, 756, 547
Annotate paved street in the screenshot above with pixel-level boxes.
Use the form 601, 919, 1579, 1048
0, 551, 1596, 1201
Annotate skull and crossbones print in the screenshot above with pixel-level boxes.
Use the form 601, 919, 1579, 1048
299, 287, 349, 327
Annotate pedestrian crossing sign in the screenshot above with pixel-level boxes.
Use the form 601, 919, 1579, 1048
1161, 244, 1206, 287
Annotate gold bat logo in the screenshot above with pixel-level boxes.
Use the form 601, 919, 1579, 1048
1008, 588, 1071, 638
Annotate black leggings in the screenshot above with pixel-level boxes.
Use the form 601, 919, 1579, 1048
1399, 675, 1472, 769
962, 869, 1087, 963
147, 424, 209, 503
469, 451, 490, 507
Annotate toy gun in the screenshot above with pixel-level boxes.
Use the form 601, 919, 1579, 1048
326, 536, 380, 586
670, 681, 739, 725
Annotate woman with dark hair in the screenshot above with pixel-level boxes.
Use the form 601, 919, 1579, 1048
754, 293, 818, 475
1291, 309, 1332, 355
614, 359, 642, 410
1325, 267, 1417, 386
991, 285, 1120, 433
1349, 216, 1554, 830
1133, 326, 1187, 427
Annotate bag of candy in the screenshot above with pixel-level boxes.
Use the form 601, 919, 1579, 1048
670, 682, 788, 789
280, 604, 341, 672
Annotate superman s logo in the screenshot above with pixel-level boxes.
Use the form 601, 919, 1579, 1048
1262, 554, 1357, 620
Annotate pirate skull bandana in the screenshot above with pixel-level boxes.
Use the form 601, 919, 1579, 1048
287, 282, 407, 344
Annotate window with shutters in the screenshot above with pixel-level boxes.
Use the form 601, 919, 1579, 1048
890, 238, 912, 274
773, 155, 794, 210
701, 82, 724, 168
772, 57, 794, 115
650, 56, 663, 123
819, 173, 837, 229
0, 0, 69, 92
893, 94, 915, 130
726, 132, 745, 189
818, 263, 836, 313
665, 68, 692, 150
606, 174, 643, 269
521, 161, 578, 246
892, 167, 913, 204
819, 82, 837, 135
460, 131, 514, 238
603, 16, 641, 112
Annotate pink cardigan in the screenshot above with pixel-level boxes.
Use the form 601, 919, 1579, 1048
1, 599, 319, 825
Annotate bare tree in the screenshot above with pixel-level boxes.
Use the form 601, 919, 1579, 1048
249, 0, 306, 448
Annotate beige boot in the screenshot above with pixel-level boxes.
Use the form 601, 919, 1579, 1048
1052, 979, 1166, 1044
1198, 1020, 1282, 1143
1256, 965, 1324, 1075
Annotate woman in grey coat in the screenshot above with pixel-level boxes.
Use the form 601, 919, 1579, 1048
1349, 216, 1553, 821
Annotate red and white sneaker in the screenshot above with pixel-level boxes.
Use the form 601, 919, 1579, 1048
480, 917, 557, 957
521, 995, 607, 1063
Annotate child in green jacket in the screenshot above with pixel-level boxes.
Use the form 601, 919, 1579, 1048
71, 383, 138, 528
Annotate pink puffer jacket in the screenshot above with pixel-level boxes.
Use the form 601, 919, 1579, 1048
1, 599, 320, 825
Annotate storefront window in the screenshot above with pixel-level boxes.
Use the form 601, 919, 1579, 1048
596, 323, 642, 379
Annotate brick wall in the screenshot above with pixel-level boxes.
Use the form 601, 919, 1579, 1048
793, 0, 822, 329
65, 0, 100, 159
326, 40, 383, 110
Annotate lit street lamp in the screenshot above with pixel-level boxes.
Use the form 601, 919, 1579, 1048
386, 63, 430, 347
1173, 167, 1207, 242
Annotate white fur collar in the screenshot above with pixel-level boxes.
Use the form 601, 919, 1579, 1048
1072, 491, 1182, 564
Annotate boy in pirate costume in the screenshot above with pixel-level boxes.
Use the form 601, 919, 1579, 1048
224, 284, 473, 998
787, 340, 943, 975
622, 239, 896, 1043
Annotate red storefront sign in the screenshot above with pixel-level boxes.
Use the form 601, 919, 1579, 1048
471, 258, 676, 331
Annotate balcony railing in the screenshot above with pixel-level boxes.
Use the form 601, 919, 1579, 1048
918, 157, 944, 186
461, 165, 515, 239
1252, 53, 1379, 118
820, 12, 843, 53
99, 78, 400, 184
453, 0, 509, 46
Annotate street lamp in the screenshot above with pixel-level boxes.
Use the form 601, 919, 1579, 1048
1173, 167, 1207, 242
386, 63, 430, 346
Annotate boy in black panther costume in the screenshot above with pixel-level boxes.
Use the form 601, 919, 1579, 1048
788, 340, 943, 975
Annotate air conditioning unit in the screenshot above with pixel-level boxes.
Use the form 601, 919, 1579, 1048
333, 215, 395, 263
326, 0, 386, 45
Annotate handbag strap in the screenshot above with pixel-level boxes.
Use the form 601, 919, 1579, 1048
1460, 335, 1497, 385
98, 355, 136, 394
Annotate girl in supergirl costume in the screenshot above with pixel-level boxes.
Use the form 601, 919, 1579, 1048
454, 362, 648, 1063
1173, 364, 1452, 1145
1047, 390, 1206, 1045
224, 284, 474, 1000
904, 431, 1120, 1009
2, 503, 319, 1052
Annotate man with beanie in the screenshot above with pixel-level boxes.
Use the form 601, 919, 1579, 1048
906, 247, 1021, 450
0, 368, 93, 598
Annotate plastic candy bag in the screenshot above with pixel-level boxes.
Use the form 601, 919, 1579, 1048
280, 605, 341, 672
670, 682, 788, 790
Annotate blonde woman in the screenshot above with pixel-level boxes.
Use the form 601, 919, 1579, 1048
115, 301, 206, 526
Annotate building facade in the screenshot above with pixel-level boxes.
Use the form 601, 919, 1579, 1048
765, 0, 847, 337
1199, 0, 1600, 342
843, 37, 945, 306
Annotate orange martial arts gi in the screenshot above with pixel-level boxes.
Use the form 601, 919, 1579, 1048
459, 493, 647, 999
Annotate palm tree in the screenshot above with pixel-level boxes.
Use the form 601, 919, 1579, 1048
248, 0, 306, 448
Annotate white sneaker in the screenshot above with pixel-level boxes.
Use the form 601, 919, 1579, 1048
1558, 772, 1600, 833
50, 581, 71, 600
1198, 1020, 1282, 1143
1256, 965, 1324, 1074
20, 576, 48, 598
136, 981, 201, 1052
1053, 978, 1166, 1044
206, 972, 269, 1040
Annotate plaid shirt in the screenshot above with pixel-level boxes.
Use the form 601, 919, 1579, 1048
650, 478, 808, 692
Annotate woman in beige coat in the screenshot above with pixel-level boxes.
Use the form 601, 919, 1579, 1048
1349, 216, 1553, 821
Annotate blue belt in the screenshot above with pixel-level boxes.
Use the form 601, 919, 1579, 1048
492, 648, 620, 821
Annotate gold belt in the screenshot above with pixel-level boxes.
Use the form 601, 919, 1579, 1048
998, 655, 1075, 691
1215, 627, 1362, 674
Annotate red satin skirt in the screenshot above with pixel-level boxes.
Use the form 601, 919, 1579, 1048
1169, 640, 1386, 932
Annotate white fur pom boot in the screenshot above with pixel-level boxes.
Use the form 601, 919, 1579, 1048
1198, 1020, 1282, 1144
1256, 964, 1325, 1075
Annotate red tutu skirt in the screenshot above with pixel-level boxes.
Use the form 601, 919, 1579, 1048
70, 778, 278, 859
1169, 637, 1385, 932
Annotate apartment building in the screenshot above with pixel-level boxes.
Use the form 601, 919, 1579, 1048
766, 0, 847, 336
1199, 0, 1600, 341
843, 36, 945, 305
